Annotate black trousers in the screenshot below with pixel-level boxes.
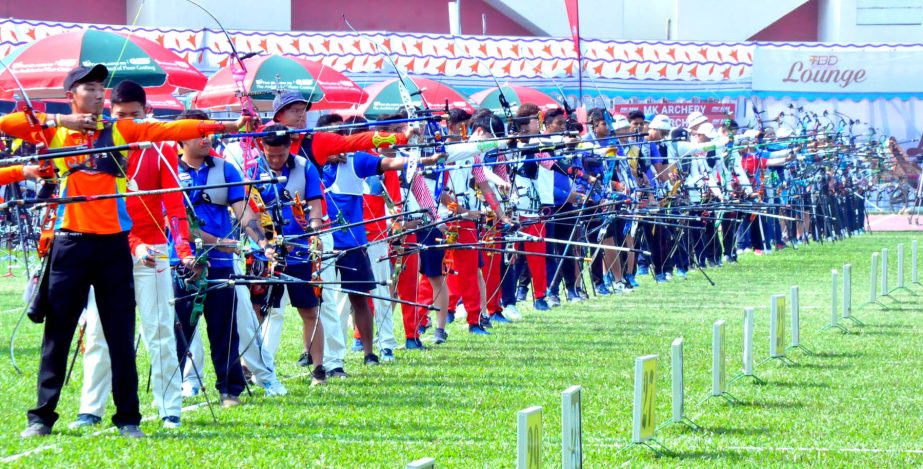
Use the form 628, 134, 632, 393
29, 232, 140, 428
642, 222, 671, 275
720, 212, 739, 261
546, 204, 577, 295
174, 266, 246, 397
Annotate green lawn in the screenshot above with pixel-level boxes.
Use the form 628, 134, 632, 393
0, 232, 922, 467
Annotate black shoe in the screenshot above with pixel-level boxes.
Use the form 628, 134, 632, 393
326, 367, 349, 378
296, 352, 312, 367
311, 365, 327, 386
20, 422, 51, 439
515, 286, 528, 302
479, 315, 492, 329
118, 425, 146, 438
364, 353, 380, 365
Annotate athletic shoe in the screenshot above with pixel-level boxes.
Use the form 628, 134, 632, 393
567, 289, 583, 303
754, 249, 763, 256
776, 243, 786, 251
468, 325, 491, 335
405, 338, 426, 350
182, 381, 200, 398
612, 282, 627, 294
418, 323, 431, 336
326, 367, 349, 379
665, 272, 673, 281
351, 338, 363, 352
447, 311, 456, 324
479, 314, 493, 329
162, 416, 181, 429
296, 352, 312, 367
516, 286, 528, 302
736, 249, 745, 255
311, 366, 327, 386
625, 274, 639, 288
676, 269, 688, 280
118, 425, 145, 438
503, 304, 522, 320
220, 394, 241, 408
577, 288, 589, 300
381, 348, 395, 362
533, 298, 550, 311
595, 283, 611, 295
655, 273, 668, 283
491, 311, 512, 324
637, 265, 650, 275
434, 328, 448, 344
364, 353, 380, 365
20, 422, 51, 439
261, 377, 288, 397
68, 413, 101, 430
547, 294, 562, 307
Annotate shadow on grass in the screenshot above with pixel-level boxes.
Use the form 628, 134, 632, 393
704, 426, 771, 436
735, 400, 805, 409
808, 351, 864, 359
767, 380, 830, 389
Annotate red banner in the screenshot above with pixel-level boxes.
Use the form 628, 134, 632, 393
564, 0, 581, 60
613, 102, 736, 129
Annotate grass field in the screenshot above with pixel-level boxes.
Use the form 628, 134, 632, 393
0, 232, 922, 467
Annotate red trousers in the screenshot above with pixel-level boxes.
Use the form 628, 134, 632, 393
446, 221, 483, 325
395, 233, 424, 339
481, 241, 503, 314
521, 221, 548, 299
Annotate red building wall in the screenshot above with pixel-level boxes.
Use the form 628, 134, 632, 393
0, 0, 126, 25
292, 0, 535, 36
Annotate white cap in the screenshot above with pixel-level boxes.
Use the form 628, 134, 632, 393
649, 114, 672, 131
697, 122, 718, 140
686, 111, 708, 130
612, 114, 630, 131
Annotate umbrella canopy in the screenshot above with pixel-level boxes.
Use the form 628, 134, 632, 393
469, 85, 561, 115
357, 77, 474, 120
193, 55, 367, 112
0, 29, 206, 98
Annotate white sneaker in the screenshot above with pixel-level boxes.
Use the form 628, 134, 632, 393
182, 381, 200, 398
502, 304, 521, 321
613, 282, 627, 294
262, 377, 288, 397
162, 416, 181, 429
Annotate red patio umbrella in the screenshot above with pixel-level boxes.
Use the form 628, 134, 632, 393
356, 77, 474, 120
193, 55, 367, 112
469, 85, 561, 115
0, 29, 207, 98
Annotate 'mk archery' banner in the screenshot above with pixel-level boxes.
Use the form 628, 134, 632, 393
613, 102, 735, 128
752, 45, 923, 95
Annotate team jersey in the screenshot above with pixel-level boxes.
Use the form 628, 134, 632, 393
0, 112, 226, 234
321, 151, 383, 249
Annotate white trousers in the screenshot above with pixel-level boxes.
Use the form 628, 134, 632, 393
318, 233, 350, 370
79, 245, 182, 419
232, 262, 277, 384
367, 242, 397, 350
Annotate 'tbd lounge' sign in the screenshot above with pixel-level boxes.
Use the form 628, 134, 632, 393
782, 55, 867, 89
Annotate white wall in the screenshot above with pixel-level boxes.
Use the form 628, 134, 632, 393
674, 0, 810, 41
818, 0, 923, 42
127, 0, 291, 31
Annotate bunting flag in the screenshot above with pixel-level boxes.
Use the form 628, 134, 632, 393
0, 18, 756, 84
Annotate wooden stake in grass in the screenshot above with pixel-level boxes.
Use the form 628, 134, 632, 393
787, 286, 814, 354
731, 307, 765, 385
702, 320, 739, 405
561, 386, 583, 469
657, 338, 701, 431
517, 406, 543, 469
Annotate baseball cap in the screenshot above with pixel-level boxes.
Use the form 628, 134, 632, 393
63, 64, 109, 91
612, 114, 630, 130
649, 114, 672, 131
685, 111, 707, 130
697, 122, 718, 140
272, 91, 309, 116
